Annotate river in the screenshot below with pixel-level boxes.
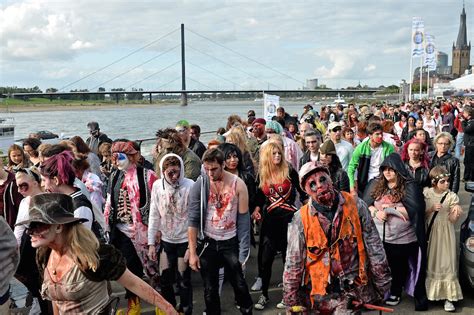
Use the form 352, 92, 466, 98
6, 99, 317, 155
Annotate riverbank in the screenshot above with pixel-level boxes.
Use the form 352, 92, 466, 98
0, 101, 176, 113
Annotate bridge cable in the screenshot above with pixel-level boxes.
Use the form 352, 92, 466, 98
125, 61, 181, 90
186, 61, 245, 89
186, 44, 281, 89
186, 27, 305, 85
59, 27, 180, 91
91, 45, 180, 90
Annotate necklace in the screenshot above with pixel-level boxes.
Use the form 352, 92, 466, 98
51, 252, 66, 276
210, 181, 224, 208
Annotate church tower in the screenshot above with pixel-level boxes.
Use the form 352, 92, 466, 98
452, 4, 471, 77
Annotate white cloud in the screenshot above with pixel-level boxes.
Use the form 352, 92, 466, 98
315, 49, 363, 79
0, 0, 468, 90
363, 64, 376, 72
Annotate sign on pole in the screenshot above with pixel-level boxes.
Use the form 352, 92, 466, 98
411, 17, 425, 57
263, 93, 279, 121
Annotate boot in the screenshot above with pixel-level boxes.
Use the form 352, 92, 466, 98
127, 297, 141, 315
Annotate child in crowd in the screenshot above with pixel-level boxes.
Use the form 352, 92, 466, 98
423, 165, 463, 312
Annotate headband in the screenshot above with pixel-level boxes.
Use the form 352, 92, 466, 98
432, 173, 450, 181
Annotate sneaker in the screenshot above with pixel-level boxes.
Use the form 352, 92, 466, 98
254, 295, 269, 310
385, 295, 401, 306
251, 277, 262, 291
444, 300, 455, 312
276, 300, 286, 309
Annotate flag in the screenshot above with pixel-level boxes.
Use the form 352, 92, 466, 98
411, 17, 425, 57
263, 93, 279, 121
424, 34, 436, 71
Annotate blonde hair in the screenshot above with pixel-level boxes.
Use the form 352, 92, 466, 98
433, 132, 454, 150
258, 140, 289, 188
65, 223, 100, 271
226, 126, 250, 154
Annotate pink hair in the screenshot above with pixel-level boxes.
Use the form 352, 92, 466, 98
401, 138, 429, 169
40, 151, 76, 186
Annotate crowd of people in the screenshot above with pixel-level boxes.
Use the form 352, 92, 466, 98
0, 97, 473, 314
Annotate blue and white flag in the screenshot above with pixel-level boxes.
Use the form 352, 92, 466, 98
263, 93, 279, 121
424, 34, 436, 71
411, 17, 425, 57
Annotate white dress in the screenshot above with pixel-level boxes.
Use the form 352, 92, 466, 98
423, 188, 463, 301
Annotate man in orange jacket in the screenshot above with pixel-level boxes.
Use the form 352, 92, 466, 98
283, 161, 391, 314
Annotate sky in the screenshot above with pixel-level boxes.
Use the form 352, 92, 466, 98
0, 0, 472, 92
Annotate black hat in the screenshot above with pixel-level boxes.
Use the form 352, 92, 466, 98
16, 193, 87, 226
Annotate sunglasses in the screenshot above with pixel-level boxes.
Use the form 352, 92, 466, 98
26, 222, 51, 235
331, 128, 342, 132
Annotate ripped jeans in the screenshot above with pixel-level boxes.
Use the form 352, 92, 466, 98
160, 241, 193, 314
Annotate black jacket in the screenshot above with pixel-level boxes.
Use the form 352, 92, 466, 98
429, 152, 460, 193
331, 167, 350, 193
403, 162, 430, 188
462, 118, 474, 147
363, 153, 428, 310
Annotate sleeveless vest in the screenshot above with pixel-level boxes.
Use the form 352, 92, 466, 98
300, 192, 368, 300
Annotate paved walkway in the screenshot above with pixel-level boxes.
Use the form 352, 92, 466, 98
10, 184, 473, 314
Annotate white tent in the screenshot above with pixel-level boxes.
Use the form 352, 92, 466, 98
449, 74, 474, 89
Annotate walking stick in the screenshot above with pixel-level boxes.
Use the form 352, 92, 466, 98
352, 301, 394, 314
383, 220, 386, 242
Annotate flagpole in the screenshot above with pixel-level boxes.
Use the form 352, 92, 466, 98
419, 56, 423, 100
409, 55, 413, 101
427, 68, 430, 99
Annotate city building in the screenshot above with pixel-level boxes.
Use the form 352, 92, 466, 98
452, 4, 471, 77
305, 78, 318, 89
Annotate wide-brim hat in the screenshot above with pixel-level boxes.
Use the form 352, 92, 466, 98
320, 140, 337, 155
16, 193, 87, 226
299, 161, 330, 190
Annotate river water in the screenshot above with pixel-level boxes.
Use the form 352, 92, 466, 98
6, 99, 316, 154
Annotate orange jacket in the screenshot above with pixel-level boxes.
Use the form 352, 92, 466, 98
301, 192, 368, 300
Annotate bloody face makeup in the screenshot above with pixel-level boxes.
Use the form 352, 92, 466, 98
304, 170, 335, 206
28, 222, 57, 248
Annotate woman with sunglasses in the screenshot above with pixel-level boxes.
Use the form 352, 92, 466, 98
363, 153, 428, 311
18, 193, 177, 315
12, 167, 48, 314
423, 166, 463, 312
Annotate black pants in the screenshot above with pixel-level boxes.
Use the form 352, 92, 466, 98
259, 214, 289, 298
160, 241, 192, 314
464, 145, 474, 181
111, 228, 144, 299
200, 236, 253, 315
383, 241, 418, 297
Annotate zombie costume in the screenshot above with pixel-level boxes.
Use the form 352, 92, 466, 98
104, 144, 158, 300
188, 172, 253, 314
148, 153, 194, 314
283, 162, 391, 314
255, 166, 307, 301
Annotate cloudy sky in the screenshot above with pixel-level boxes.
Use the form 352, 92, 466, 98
0, 0, 472, 92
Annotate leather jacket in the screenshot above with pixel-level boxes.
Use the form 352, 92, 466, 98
462, 118, 474, 147
429, 152, 460, 193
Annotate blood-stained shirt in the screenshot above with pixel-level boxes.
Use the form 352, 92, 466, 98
283, 194, 391, 309
204, 175, 239, 241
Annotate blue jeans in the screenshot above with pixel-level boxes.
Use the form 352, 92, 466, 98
455, 132, 464, 159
